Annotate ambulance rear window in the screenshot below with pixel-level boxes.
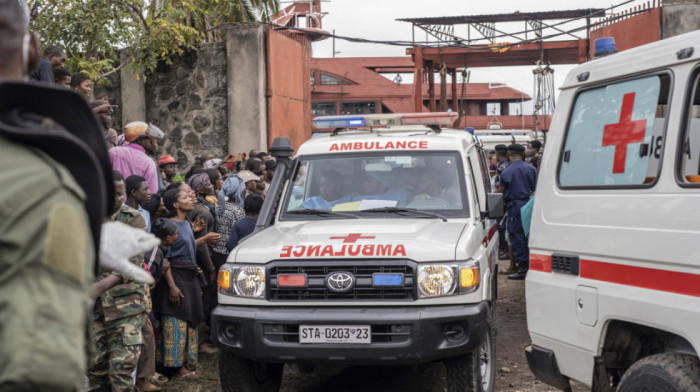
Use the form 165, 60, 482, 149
678, 70, 700, 185
558, 74, 670, 188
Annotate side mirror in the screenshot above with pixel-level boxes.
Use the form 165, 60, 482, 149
486, 193, 504, 219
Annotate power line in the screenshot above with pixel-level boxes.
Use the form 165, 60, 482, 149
206, 0, 646, 50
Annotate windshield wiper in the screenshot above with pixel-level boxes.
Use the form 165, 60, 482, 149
361, 207, 447, 222
287, 208, 359, 219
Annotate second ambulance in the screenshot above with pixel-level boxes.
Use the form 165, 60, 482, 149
526, 31, 700, 391
213, 112, 502, 392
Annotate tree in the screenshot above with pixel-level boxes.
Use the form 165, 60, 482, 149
33, 0, 279, 80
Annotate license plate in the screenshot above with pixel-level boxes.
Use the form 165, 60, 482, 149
299, 325, 371, 344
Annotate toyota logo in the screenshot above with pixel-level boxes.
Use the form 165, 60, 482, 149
325, 272, 355, 293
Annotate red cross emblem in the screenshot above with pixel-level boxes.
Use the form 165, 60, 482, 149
330, 233, 376, 243
602, 92, 647, 174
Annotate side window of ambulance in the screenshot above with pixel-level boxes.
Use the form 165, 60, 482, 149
679, 71, 700, 184
477, 150, 493, 193
559, 74, 670, 187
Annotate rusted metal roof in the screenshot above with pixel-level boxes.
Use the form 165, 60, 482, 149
397, 9, 606, 25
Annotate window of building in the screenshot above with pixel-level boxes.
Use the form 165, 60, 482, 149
486, 102, 501, 116
310, 71, 315, 85
679, 70, 700, 185
340, 101, 376, 115
320, 73, 350, 85
558, 74, 670, 188
311, 102, 337, 116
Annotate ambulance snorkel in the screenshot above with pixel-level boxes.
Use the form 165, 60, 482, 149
255, 137, 295, 232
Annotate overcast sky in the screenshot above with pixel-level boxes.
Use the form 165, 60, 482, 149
310, 0, 651, 109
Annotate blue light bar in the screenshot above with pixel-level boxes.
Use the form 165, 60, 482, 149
373, 273, 404, 287
313, 116, 366, 129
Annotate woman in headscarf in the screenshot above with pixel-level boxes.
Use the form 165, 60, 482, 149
187, 172, 217, 226
211, 174, 246, 270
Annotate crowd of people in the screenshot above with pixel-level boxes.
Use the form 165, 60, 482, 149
96, 121, 277, 391
18, 10, 279, 389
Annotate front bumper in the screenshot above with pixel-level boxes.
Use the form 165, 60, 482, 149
525, 345, 571, 391
211, 303, 488, 365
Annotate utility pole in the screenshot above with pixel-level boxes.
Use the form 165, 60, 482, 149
521, 92, 524, 129
332, 29, 335, 58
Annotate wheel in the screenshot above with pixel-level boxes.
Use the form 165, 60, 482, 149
444, 317, 496, 392
617, 353, 700, 392
219, 351, 283, 392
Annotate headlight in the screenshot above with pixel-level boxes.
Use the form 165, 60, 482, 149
219, 265, 265, 299
417, 262, 480, 298
418, 265, 456, 297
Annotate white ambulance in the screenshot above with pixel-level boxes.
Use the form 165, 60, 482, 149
212, 112, 504, 392
526, 31, 700, 391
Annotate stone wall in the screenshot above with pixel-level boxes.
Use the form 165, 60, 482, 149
99, 24, 311, 172
145, 42, 228, 169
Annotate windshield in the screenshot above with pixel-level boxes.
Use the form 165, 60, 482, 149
280, 152, 469, 219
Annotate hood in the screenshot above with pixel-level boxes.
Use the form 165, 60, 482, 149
233, 218, 470, 263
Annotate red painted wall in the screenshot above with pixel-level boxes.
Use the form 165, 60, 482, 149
266, 29, 312, 152
590, 7, 661, 54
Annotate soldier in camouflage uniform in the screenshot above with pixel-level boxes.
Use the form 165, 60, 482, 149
89, 172, 149, 392
0, 2, 114, 391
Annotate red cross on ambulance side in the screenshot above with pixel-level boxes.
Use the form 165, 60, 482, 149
602, 92, 647, 174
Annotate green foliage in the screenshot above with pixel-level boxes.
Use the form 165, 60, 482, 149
33, 0, 279, 81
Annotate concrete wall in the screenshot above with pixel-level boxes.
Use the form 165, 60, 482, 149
92, 72, 122, 131
145, 43, 229, 169
662, 0, 700, 38
120, 52, 147, 127
226, 23, 268, 156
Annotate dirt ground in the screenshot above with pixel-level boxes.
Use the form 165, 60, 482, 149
167, 272, 589, 392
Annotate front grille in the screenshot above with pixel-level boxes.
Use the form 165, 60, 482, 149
268, 263, 415, 301
262, 324, 412, 344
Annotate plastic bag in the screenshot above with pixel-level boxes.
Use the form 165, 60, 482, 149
520, 195, 535, 237
99, 221, 159, 284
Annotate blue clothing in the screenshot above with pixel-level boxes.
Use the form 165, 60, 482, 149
506, 199, 530, 266
226, 217, 257, 251
151, 157, 165, 191
500, 160, 537, 203
301, 195, 353, 210
124, 202, 151, 232
167, 220, 197, 263
494, 159, 510, 186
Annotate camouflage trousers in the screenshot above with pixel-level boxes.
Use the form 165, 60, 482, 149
88, 307, 146, 392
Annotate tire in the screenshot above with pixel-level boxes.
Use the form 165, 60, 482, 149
445, 316, 496, 392
219, 351, 283, 392
617, 353, 700, 392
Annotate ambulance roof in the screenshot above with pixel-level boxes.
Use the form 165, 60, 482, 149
562, 29, 700, 90
296, 127, 477, 157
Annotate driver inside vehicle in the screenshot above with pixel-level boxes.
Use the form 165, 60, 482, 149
358, 173, 408, 206
412, 170, 458, 206
301, 170, 352, 209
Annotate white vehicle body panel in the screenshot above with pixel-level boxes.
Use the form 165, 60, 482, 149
526, 30, 700, 387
